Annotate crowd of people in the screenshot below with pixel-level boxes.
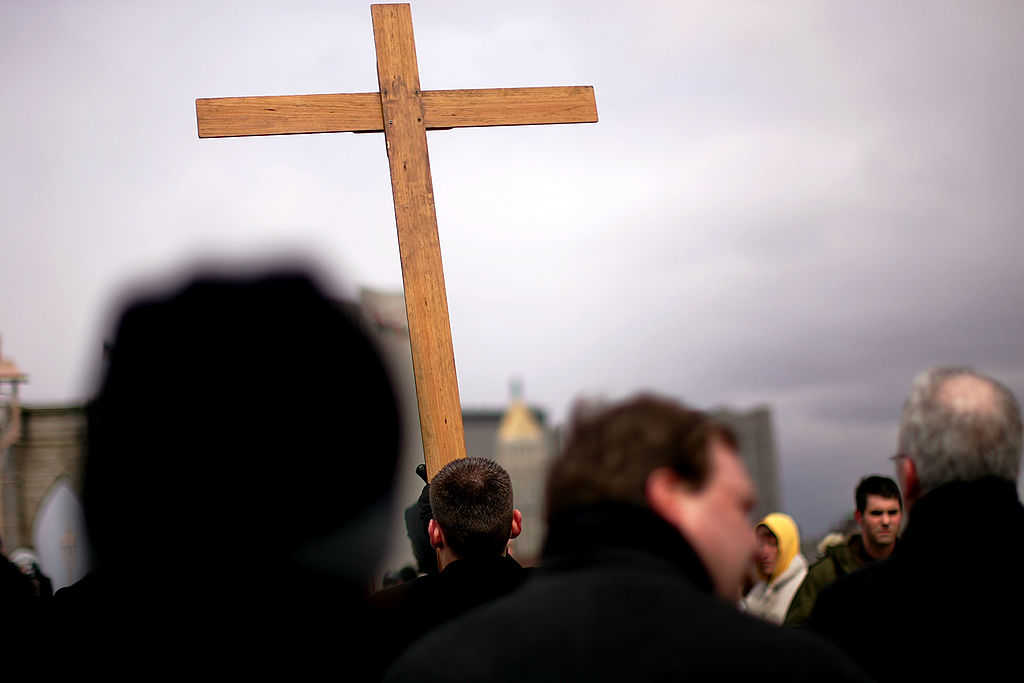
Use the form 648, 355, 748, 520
1, 266, 1021, 681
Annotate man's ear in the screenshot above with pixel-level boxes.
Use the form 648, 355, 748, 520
646, 467, 685, 528
899, 457, 921, 508
510, 509, 523, 539
428, 518, 445, 549
854, 509, 863, 525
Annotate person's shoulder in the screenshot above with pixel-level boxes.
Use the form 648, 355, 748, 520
804, 548, 843, 581
824, 536, 861, 564
383, 587, 532, 682
814, 564, 866, 609
826, 553, 889, 593
489, 554, 531, 580
504, 554, 530, 574
809, 557, 891, 630
717, 607, 871, 679
788, 552, 810, 579
386, 590, 872, 682
777, 627, 875, 680
368, 574, 433, 610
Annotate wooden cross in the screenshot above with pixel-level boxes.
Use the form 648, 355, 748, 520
196, 4, 597, 479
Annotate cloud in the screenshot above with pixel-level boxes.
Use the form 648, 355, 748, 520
2, 0, 1022, 539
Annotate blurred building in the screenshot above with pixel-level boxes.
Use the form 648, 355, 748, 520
476, 381, 555, 565
1, 342, 90, 591
708, 405, 780, 523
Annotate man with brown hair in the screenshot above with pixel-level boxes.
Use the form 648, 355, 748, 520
385, 394, 870, 682
369, 458, 527, 677
784, 475, 902, 627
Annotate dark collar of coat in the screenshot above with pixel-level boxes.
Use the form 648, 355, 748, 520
541, 502, 714, 594
898, 476, 1023, 554
439, 554, 525, 580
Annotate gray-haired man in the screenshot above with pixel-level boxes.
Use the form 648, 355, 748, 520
809, 367, 1024, 681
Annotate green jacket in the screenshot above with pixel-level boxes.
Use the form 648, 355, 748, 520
784, 534, 873, 627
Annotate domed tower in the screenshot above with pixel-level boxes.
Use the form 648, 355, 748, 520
495, 379, 549, 564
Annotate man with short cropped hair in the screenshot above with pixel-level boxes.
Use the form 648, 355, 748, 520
784, 475, 902, 626
369, 458, 527, 677
385, 395, 870, 682
809, 367, 1024, 681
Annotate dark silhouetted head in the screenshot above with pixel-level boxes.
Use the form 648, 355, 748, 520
84, 266, 402, 594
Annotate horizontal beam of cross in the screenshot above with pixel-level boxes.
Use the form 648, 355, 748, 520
196, 86, 597, 138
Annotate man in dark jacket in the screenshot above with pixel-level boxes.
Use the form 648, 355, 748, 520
785, 475, 902, 626
384, 395, 870, 682
56, 266, 404, 677
369, 458, 528, 677
808, 367, 1024, 681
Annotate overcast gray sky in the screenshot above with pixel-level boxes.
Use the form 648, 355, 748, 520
3, 1, 1022, 538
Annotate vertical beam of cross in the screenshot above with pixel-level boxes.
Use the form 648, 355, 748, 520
195, 3, 597, 480
372, 5, 465, 478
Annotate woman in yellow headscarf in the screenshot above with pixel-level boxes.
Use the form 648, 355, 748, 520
740, 513, 808, 624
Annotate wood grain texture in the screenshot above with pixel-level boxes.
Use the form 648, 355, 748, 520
196, 93, 382, 138
196, 87, 597, 137
422, 86, 597, 128
372, 3, 467, 479
196, 3, 599, 482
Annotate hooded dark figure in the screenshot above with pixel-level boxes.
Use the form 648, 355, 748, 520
403, 464, 438, 576
55, 265, 402, 676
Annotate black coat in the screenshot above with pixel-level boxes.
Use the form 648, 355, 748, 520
50, 566, 380, 677
384, 504, 871, 682
1, 556, 43, 655
1, 555, 36, 608
368, 554, 529, 678
808, 476, 1024, 681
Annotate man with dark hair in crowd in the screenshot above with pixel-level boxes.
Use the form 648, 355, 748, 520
53, 264, 403, 676
403, 464, 439, 577
785, 475, 902, 626
385, 395, 870, 682
369, 457, 527, 677
809, 367, 1024, 680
